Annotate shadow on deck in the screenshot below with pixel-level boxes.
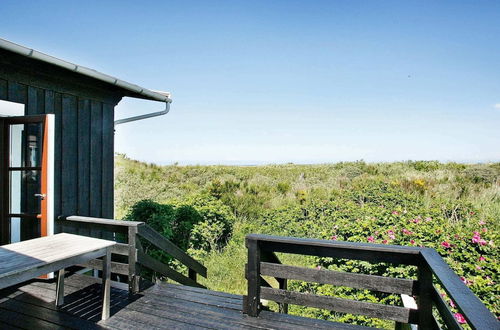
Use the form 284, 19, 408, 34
0, 273, 363, 330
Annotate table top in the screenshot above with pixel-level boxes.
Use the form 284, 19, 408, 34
0, 233, 115, 278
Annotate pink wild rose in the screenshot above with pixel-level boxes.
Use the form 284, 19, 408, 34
410, 239, 415, 245
367, 236, 375, 243
441, 241, 451, 249
449, 300, 456, 308
330, 235, 338, 240
472, 232, 481, 244
454, 313, 466, 324
387, 230, 396, 240
402, 228, 412, 235
479, 256, 486, 262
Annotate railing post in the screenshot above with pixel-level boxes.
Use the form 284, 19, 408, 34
128, 226, 139, 294
244, 237, 261, 316
188, 268, 197, 282
278, 278, 288, 314
417, 263, 434, 329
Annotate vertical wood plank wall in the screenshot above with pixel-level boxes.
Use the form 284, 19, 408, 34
0, 79, 115, 226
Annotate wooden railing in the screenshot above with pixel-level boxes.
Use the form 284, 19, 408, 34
58, 216, 207, 293
243, 234, 498, 330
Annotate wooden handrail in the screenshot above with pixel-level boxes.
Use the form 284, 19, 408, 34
136, 250, 204, 288
420, 248, 498, 329
58, 215, 207, 293
137, 224, 207, 278
246, 234, 422, 265
62, 215, 144, 227
244, 234, 498, 329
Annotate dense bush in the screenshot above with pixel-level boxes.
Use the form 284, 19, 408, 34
172, 193, 236, 254
464, 165, 500, 184
124, 194, 236, 258
123, 200, 198, 267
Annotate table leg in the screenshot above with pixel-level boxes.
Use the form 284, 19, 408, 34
101, 248, 111, 320
55, 269, 65, 306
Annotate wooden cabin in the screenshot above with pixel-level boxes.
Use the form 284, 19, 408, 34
0, 38, 171, 245
0, 39, 497, 329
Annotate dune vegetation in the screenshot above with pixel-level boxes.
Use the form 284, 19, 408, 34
115, 154, 499, 328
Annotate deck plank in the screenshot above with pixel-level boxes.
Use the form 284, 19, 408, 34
0, 273, 375, 329
142, 283, 367, 329
133, 290, 319, 330
0, 296, 101, 329
103, 309, 210, 330
0, 307, 62, 329
163, 282, 244, 300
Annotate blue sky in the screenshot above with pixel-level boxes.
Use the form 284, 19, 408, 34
2, 1, 499, 164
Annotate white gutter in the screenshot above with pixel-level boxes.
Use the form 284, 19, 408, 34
0, 38, 172, 104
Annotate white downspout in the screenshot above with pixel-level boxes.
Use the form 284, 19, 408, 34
114, 101, 170, 126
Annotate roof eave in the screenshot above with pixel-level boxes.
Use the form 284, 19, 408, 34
0, 38, 172, 103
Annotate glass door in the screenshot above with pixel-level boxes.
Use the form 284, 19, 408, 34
1, 115, 54, 244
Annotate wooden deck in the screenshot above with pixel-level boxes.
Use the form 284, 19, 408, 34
0, 273, 367, 329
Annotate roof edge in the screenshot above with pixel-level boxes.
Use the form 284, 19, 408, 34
0, 38, 172, 103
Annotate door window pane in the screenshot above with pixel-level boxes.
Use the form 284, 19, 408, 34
9, 124, 23, 167
9, 217, 39, 243
9, 123, 42, 167
10, 170, 41, 215
9, 217, 21, 243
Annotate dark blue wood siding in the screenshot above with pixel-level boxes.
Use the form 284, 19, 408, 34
0, 78, 116, 225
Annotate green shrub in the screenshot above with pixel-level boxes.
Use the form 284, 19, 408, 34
171, 193, 236, 253
125, 194, 236, 255
276, 182, 290, 194
341, 165, 365, 179
464, 165, 500, 184
409, 160, 441, 172
124, 199, 176, 239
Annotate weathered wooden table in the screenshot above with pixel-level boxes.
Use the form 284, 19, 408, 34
0, 233, 115, 320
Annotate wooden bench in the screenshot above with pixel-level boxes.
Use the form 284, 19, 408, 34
0, 233, 115, 320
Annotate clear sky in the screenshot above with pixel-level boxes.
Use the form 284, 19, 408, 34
2, 1, 499, 164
